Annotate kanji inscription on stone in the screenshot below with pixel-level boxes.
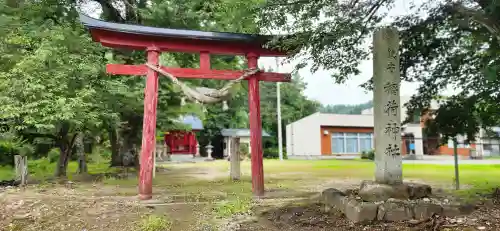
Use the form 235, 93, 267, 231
383, 99, 398, 116
383, 82, 399, 95
384, 144, 401, 156
384, 120, 400, 140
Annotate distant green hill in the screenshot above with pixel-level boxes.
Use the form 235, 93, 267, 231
320, 101, 373, 114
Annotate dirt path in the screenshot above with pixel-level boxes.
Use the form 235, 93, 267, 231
0, 164, 230, 231
1, 186, 144, 231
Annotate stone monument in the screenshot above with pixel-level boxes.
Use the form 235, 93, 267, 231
373, 27, 403, 184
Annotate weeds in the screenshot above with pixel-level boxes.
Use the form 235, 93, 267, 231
138, 215, 172, 231
213, 196, 253, 218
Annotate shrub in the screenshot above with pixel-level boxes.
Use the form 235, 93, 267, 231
28, 157, 53, 178
0, 134, 35, 166
47, 148, 60, 163
361, 150, 375, 160
264, 147, 287, 159
88, 145, 111, 164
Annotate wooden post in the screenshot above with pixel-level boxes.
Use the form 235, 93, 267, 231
14, 155, 28, 186
230, 137, 241, 180
247, 53, 264, 196
138, 47, 160, 200
373, 27, 403, 185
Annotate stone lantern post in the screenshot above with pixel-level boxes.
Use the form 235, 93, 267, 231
206, 143, 214, 160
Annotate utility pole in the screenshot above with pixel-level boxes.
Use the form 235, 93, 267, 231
276, 58, 284, 161
453, 138, 460, 190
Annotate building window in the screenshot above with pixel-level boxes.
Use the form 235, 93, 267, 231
346, 133, 359, 153
331, 132, 373, 154
359, 133, 373, 152
332, 132, 345, 153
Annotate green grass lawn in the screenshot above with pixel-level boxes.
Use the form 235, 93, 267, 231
170, 159, 500, 198
3, 158, 500, 196
0, 158, 114, 181
187, 159, 500, 183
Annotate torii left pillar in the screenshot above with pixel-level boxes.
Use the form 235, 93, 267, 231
138, 47, 160, 200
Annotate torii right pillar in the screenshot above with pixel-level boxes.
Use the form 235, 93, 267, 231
373, 27, 403, 185
246, 53, 265, 197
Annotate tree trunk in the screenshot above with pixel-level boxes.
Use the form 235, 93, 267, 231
120, 116, 142, 168
55, 143, 70, 177
76, 133, 87, 174
109, 125, 123, 167
54, 125, 78, 177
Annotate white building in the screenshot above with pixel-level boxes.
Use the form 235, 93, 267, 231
286, 97, 500, 158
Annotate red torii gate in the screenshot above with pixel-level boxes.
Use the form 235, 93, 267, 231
79, 14, 290, 199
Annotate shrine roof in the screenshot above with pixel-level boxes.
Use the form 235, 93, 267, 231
221, 129, 271, 138
79, 13, 272, 44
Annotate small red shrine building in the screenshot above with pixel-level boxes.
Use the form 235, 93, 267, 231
164, 115, 203, 155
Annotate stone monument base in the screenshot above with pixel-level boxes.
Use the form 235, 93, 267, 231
322, 181, 475, 224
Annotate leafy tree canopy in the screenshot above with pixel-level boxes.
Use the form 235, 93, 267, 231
260, 0, 500, 141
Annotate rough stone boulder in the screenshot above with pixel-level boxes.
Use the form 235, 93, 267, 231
377, 199, 413, 221
345, 199, 379, 224
358, 181, 432, 202
413, 200, 443, 220
406, 182, 432, 199
358, 181, 409, 202
322, 188, 347, 212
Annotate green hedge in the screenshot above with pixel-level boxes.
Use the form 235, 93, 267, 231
264, 147, 287, 159
360, 150, 375, 160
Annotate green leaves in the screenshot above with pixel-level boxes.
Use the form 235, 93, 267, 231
0, 1, 107, 135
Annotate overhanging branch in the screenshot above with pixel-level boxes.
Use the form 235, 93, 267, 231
451, 3, 500, 41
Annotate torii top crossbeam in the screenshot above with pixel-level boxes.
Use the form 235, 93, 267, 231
79, 14, 290, 82
79, 13, 290, 200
